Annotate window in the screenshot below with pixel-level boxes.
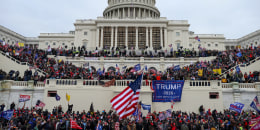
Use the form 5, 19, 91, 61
84, 32, 88, 35
62, 43, 65, 45
176, 32, 180, 36
209, 92, 219, 99
45, 42, 48, 45
215, 44, 218, 47
71, 43, 74, 46
53, 42, 56, 45
189, 44, 192, 47
208, 44, 211, 47
48, 91, 57, 97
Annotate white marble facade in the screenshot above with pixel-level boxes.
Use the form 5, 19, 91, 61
0, 0, 259, 51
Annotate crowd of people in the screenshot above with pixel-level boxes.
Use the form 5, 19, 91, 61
0, 103, 258, 130
0, 42, 260, 82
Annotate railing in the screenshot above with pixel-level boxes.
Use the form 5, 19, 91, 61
222, 83, 233, 88
55, 79, 78, 86
11, 81, 45, 88
222, 83, 257, 88
34, 82, 45, 87
12, 81, 28, 87
82, 80, 152, 87
0, 50, 47, 75
239, 83, 256, 88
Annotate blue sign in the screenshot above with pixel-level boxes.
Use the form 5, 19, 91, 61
229, 102, 244, 113
0, 110, 14, 120
141, 104, 151, 112
152, 80, 185, 102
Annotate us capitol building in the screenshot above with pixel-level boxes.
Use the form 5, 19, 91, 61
0, 0, 260, 52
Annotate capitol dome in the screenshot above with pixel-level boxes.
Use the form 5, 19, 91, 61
103, 0, 160, 19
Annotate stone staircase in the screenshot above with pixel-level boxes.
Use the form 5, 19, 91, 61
0, 51, 46, 76
219, 56, 260, 78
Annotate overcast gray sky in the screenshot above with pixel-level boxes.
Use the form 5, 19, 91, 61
1, 0, 260, 39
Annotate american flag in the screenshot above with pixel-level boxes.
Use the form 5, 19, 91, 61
36, 100, 45, 107
195, 36, 201, 42
116, 64, 120, 70
254, 96, 260, 106
110, 74, 143, 119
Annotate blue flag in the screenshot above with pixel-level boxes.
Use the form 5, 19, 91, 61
144, 65, 148, 71
236, 52, 242, 57
0, 110, 14, 120
173, 65, 181, 71
236, 66, 240, 73
134, 64, 141, 71
56, 94, 61, 101
141, 104, 151, 112
229, 102, 244, 113
250, 101, 260, 114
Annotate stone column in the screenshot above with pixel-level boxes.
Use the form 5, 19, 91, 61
164, 27, 167, 48
135, 27, 139, 50
160, 27, 163, 49
128, 8, 130, 18
115, 26, 118, 48
138, 8, 141, 18
118, 8, 120, 18
123, 8, 125, 18
150, 27, 153, 50
96, 27, 100, 49
232, 82, 241, 103
146, 27, 149, 48
133, 8, 135, 18
125, 27, 128, 49
100, 27, 104, 49
111, 27, 114, 50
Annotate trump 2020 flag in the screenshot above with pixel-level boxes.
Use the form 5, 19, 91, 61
229, 102, 244, 113
110, 74, 143, 119
56, 94, 61, 101
0, 110, 14, 120
19, 95, 31, 102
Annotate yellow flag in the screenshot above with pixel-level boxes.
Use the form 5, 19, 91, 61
198, 69, 203, 77
217, 69, 222, 75
66, 93, 70, 102
58, 59, 63, 63
18, 43, 24, 47
213, 69, 217, 74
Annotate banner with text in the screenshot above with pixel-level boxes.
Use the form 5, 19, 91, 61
152, 80, 185, 102
229, 102, 244, 113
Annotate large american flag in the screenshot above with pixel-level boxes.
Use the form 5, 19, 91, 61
110, 74, 143, 119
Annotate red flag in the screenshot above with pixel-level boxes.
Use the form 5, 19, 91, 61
70, 119, 82, 129
110, 74, 143, 119
251, 121, 260, 130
